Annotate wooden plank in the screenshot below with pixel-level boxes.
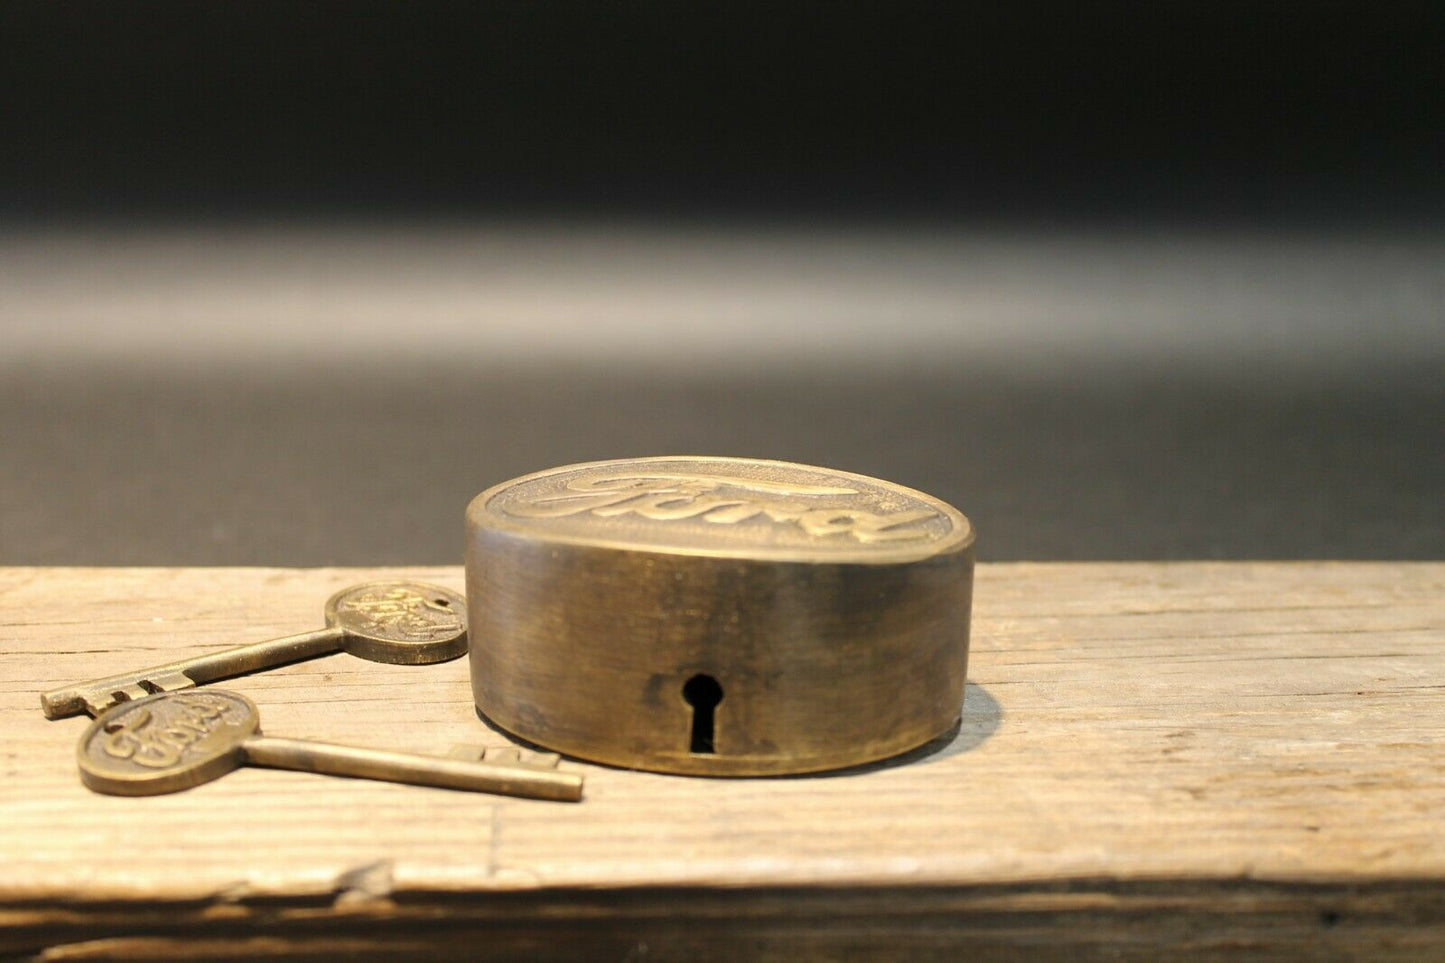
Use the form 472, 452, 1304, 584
0, 563, 1442, 959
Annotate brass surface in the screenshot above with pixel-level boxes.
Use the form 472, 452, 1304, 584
41, 581, 467, 719
77, 689, 583, 801
467, 456, 974, 776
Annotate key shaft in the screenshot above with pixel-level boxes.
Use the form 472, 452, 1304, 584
242, 736, 584, 801
41, 628, 344, 719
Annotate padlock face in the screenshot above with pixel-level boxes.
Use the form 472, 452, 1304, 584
466, 456, 975, 775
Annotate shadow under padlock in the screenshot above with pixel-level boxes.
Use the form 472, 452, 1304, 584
466, 456, 976, 777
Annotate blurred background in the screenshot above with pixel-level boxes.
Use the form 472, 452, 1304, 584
1, 2, 1441, 564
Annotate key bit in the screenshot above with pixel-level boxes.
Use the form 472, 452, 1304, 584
41, 581, 467, 719
446, 744, 562, 769
77, 690, 583, 801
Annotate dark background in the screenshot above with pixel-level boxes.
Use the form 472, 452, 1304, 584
2, 1, 1442, 224
1, 2, 1441, 564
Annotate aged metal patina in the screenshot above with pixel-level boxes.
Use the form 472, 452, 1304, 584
467, 456, 975, 775
78, 688, 583, 800
42, 581, 468, 719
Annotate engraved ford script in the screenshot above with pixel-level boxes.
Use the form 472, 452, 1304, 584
99, 694, 243, 769
331, 584, 463, 641
81, 691, 257, 778
478, 457, 970, 560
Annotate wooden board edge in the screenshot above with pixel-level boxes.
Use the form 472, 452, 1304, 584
5, 877, 1444, 961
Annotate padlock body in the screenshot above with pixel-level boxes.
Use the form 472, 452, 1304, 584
466, 456, 974, 775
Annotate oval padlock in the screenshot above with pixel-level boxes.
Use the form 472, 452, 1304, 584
465, 456, 974, 775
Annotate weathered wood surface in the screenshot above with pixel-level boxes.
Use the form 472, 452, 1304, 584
0, 563, 1441, 960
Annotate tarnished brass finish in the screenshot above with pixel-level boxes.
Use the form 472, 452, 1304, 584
42, 581, 467, 719
78, 689, 583, 800
467, 456, 974, 776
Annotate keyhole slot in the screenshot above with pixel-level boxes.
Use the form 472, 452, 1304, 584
682, 674, 723, 754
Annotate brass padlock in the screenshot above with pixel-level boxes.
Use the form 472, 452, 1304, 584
466, 456, 974, 775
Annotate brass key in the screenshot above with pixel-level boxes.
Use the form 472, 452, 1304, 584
42, 581, 467, 719
78, 689, 583, 801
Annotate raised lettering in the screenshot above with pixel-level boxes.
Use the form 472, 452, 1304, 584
506, 473, 938, 542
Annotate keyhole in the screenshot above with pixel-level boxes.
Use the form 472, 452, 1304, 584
682, 674, 723, 754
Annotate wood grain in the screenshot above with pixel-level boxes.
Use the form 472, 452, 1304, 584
1, 563, 1441, 960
